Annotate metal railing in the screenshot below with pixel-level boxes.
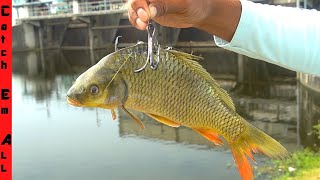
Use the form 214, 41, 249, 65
14, 0, 126, 19
29, 2, 73, 17
79, 0, 125, 13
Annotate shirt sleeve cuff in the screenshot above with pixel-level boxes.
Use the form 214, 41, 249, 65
213, 0, 250, 48
213, 0, 273, 62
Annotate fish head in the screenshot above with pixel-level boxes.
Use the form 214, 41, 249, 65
66, 54, 127, 109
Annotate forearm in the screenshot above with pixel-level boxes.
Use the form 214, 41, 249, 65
196, 0, 242, 42
211, 0, 320, 75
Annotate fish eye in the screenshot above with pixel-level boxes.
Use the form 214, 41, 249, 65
90, 85, 99, 94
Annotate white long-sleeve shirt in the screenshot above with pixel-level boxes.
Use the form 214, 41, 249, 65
214, 0, 320, 76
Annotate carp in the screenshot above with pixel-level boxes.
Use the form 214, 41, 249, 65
66, 43, 289, 180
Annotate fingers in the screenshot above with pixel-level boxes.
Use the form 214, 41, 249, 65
128, 6, 148, 30
129, 0, 150, 14
137, 8, 149, 22
128, 0, 166, 30
128, 0, 160, 30
129, 0, 150, 20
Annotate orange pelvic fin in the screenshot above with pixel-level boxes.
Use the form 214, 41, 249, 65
147, 113, 180, 127
121, 106, 145, 129
111, 109, 117, 120
193, 128, 223, 146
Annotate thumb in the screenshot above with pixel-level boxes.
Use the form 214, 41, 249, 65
149, 3, 165, 19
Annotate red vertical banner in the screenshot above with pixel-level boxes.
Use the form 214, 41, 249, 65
0, 0, 12, 179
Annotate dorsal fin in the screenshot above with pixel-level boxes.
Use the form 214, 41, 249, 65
168, 50, 203, 61
168, 49, 235, 111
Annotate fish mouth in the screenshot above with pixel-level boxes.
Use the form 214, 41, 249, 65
66, 96, 82, 107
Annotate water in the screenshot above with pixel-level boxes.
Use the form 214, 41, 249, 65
12, 48, 320, 180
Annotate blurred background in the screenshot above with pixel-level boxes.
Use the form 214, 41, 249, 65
12, 0, 320, 179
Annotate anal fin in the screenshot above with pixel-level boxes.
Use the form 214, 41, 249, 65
193, 128, 223, 146
121, 106, 145, 129
147, 114, 180, 127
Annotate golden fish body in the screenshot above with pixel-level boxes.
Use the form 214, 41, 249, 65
67, 43, 289, 180
114, 44, 242, 140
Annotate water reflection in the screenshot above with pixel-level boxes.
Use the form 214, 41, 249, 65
13, 49, 320, 180
118, 109, 224, 150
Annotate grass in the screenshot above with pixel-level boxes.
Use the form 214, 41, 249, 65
257, 124, 320, 180
256, 149, 320, 180
273, 148, 320, 180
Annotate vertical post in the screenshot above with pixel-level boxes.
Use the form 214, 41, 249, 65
296, 0, 300, 81
88, 19, 96, 64
296, 81, 301, 149
303, 0, 307, 9
47, 25, 52, 47
90, 48, 95, 65
104, 0, 106, 10
23, 23, 37, 48
15, 8, 19, 19
237, 54, 244, 83
38, 26, 44, 50
22, 5, 30, 18
88, 18, 94, 50
72, 0, 79, 14
85, 0, 88, 12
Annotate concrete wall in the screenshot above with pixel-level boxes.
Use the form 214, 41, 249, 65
299, 73, 320, 93
62, 14, 122, 49
90, 14, 122, 49
115, 18, 147, 43
41, 19, 69, 49
63, 26, 89, 47
13, 23, 39, 51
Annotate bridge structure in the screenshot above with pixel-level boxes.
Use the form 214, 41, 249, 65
12, 0, 319, 90
12, 0, 318, 51
12, 0, 186, 51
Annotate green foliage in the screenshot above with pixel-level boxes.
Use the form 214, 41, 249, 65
257, 124, 320, 179
257, 145, 320, 179
272, 148, 320, 179
313, 124, 320, 139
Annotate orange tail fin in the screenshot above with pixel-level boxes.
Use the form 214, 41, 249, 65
229, 122, 290, 180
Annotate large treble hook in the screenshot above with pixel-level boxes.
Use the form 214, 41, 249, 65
134, 21, 161, 73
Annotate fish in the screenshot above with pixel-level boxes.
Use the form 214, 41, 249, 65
66, 43, 290, 180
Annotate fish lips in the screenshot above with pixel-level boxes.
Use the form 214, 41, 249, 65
66, 95, 83, 107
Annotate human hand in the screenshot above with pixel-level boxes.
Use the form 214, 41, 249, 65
127, 0, 211, 30
127, 0, 241, 42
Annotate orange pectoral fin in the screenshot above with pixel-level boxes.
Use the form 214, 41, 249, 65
193, 128, 224, 146
146, 114, 180, 127
121, 106, 145, 129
